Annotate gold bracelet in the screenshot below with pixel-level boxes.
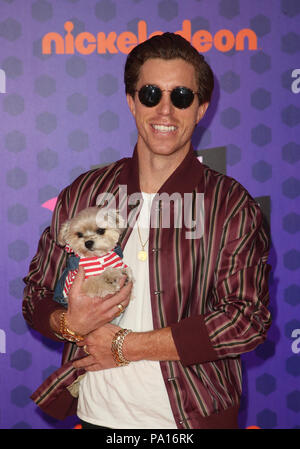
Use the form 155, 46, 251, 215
59, 312, 84, 343
111, 328, 132, 366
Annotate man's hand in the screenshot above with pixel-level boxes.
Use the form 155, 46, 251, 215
50, 267, 132, 336
74, 323, 122, 371
73, 324, 180, 372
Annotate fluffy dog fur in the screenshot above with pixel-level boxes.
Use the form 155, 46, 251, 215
58, 207, 132, 298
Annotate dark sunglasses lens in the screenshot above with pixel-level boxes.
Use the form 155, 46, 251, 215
171, 87, 195, 109
138, 85, 161, 107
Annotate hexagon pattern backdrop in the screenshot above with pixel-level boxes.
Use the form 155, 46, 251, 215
0, 0, 299, 429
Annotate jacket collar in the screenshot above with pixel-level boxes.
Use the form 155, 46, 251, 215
118, 145, 204, 196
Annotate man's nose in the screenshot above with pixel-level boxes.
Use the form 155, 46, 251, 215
157, 91, 173, 114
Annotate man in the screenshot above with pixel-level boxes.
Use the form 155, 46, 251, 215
23, 33, 271, 429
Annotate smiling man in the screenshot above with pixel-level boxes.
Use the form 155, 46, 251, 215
23, 33, 271, 429
126, 57, 209, 193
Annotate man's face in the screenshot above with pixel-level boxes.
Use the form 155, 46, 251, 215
127, 58, 209, 159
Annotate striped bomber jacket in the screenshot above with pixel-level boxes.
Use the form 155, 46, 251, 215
22, 147, 271, 429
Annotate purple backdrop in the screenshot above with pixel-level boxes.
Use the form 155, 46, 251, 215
1, 0, 299, 429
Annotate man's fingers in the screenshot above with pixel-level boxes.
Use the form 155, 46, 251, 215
95, 283, 132, 320
101, 277, 131, 301
119, 274, 128, 289
73, 356, 109, 372
100, 281, 132, 302
73, 355, 93, 369
110, 281, 132, 305
120, 280, 133, 295
70, 266, 85, 292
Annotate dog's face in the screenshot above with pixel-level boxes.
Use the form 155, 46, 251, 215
58, 207, 125, 257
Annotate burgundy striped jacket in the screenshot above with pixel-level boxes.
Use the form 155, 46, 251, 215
22, 147, 271, 429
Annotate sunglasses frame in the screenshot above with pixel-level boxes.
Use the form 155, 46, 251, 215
136, 84, 200, 109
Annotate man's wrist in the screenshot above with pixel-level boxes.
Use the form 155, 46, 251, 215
122, 331, 142, 362
59, 312, 84, 343
122, 327, 180, 363
111, 328, 132, 366
49, 308, 64, 334
49, 309, 84, 343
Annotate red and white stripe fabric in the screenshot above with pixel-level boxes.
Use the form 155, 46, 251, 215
63, 248, 127, 297
79, 251, 127, 279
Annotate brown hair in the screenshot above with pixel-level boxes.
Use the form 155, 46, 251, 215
124, 32, 214, 105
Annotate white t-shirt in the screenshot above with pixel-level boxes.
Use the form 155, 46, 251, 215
77, 193, 176, 429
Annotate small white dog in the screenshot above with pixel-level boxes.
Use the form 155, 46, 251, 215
56, 207, 132, 300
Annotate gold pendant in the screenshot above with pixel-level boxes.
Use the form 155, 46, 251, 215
138, 250, 147, 261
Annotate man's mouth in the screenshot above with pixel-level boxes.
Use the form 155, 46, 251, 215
152, 124, 177, 133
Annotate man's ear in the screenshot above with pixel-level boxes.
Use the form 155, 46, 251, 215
196, 102, 209, 124
126, 93, 136, 118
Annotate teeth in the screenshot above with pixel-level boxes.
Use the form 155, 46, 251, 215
153, 124, 177, 132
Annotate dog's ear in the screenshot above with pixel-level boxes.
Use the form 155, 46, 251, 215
57, 220, 70, 246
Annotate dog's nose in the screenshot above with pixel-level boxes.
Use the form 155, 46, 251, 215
85, 240, 94, 250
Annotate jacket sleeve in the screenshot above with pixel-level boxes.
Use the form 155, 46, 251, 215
171, 196, 271, 366
22, 186, 71, 341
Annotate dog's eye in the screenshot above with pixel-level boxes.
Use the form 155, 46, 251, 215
96, 228, 105, 235
76, 232, 83, 238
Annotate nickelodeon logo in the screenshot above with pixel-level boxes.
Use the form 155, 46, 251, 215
42, 20, 258, 55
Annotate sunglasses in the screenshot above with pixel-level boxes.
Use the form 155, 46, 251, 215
136, 84, 200, 109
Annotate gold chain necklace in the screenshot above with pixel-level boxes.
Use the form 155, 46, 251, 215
137, 224, 149, 261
